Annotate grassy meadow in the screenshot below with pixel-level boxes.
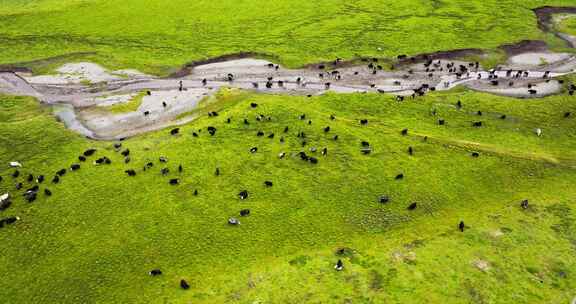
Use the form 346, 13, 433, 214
106, 91, 146, 113
1, 0, 576, 303
558, 15, 576, 35
0, 0, 576, 74
1, 86, 576, 303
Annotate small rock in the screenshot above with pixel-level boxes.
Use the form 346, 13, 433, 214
473, 259, 490, 272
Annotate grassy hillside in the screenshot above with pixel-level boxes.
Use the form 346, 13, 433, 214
0, 87, 575, 303
1, 0, 576, 74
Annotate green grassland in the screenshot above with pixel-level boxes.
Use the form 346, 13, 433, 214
106, 91, 146, 113
558, 15, 576, 35
1, 0, 576, 74
1, 86, 575, 303
2, 1, 576, 303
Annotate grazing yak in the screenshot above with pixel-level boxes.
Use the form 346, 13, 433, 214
379, 195, 390, 204
180, 280, 190, 290
125, 170, 137, 176
169, 179, 179, 185
407, 202, 418, 210
334, 259, 344, 271
149, 269, 162, 276
0, 216, 20, 228
239, 190, 249, 200
535, 128, 542, 137
0, 194, 11, 211
9, 161, 22, 168
170, 128, 180, 135
240, 209, 250, 216
24, 192, 37, 203
95, 157, 112, 165
264, 181, 273, 187
83, 149, 97, 157
228, 218, 240, 225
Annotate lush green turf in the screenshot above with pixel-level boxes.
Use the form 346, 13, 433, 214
106, 91, 146, 113
558, 15, 576, 35
2, 1, 576, 302
0, 0, 575, 74
1, 86, 575, 303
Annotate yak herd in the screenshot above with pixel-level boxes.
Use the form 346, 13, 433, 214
0, 55, 573, 287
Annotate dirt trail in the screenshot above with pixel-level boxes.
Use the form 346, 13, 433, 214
0, 72, 43, 99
